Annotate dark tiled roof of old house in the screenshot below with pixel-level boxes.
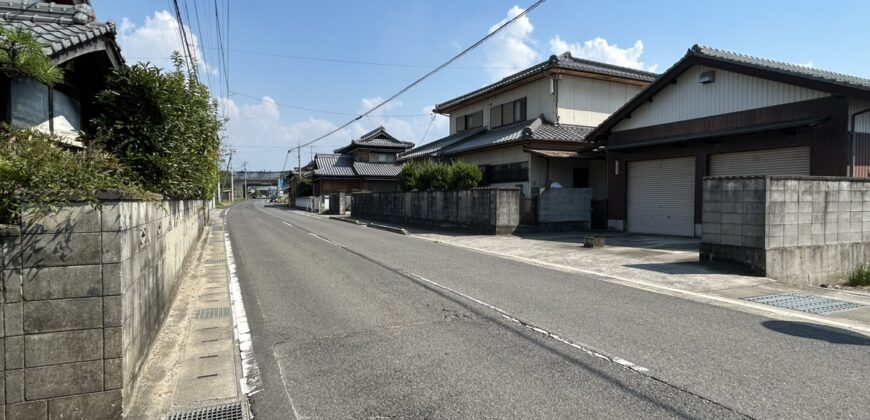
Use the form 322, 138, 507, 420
0, 1, 121, 65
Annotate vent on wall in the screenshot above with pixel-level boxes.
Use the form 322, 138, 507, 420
699, 70, 716, 84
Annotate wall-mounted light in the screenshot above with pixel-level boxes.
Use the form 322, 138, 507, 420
699, 70, 716, 84
615, 160, 620, 175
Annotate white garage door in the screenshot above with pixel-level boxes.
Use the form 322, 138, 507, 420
628, 157, 696, 236
710, 146, 810, 176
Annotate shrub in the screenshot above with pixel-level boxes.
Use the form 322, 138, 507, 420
296, 177, 313, 196
398, 161, 420, 191
447, 161, 483, 190
398, 160, 482, 191
0, 28, 63, 85
0, 128, 147, 224
87, 58, 221, 200
848, 263, 870, 287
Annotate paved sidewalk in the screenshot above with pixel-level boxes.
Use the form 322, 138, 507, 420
125, 209, 249, 419
310, 207, 870, 335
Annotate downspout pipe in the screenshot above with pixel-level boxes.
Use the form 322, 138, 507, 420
849, 106, 870, 176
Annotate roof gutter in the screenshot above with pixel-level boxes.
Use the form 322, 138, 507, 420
849, 106, 870, 176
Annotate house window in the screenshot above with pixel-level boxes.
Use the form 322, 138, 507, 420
374, 153, 395, 163
483, 161, 529, 183
456, 110, 483, 132
489, 97, 526, 128
10, 79, 82, 140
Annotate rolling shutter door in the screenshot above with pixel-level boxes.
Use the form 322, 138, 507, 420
709, 147, 810, 176
628, 157, 696, 236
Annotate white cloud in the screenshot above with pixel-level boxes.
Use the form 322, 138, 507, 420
800, 61, 815, 68
483, 6, 538, 81
549, 36, 657, 72
118, 10, 211, 73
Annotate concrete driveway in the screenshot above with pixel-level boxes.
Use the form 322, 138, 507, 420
414, 230, 769, 293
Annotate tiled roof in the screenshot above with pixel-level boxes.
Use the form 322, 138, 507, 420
314, 154, 355, 177
352, 162, 403, 177
690, 45, 870, 92
333, 126, 414, 153
434, 52, 658, 112
403, 117, 595, 158
0, 2, 120, 64
311, 153, 404, 178
397, 126, 486, 161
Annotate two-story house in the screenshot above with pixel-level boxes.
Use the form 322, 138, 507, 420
398, 52, 657, 225
304, 126, 413, 196
0, 0, 123, 148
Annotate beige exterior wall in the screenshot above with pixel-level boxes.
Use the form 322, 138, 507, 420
557, 77, 644, 126
448, 78, 554, 134
849, 98, 870, 133
613, 65, 830, 131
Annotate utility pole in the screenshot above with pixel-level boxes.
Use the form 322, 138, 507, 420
226, 150, 234, 203
242, 161, 248, 199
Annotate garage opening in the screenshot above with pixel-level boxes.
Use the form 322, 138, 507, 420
627, 156, 696, 237
709, 146, 810, 176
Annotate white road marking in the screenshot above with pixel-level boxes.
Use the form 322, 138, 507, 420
223, 228, 263, 395
282, 220, 651, 374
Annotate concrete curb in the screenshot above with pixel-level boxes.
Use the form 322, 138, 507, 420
366, 223, 410, 235
330, 216, 363, 225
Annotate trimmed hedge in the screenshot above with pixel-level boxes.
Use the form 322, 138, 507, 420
398, 161, 482, 191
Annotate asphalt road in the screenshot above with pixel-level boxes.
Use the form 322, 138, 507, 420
226, 200, 870, 419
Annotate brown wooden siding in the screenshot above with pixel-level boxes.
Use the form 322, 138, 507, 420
855, 133, 870, 178
607, 96, 849, 224
315, 178, 362, 196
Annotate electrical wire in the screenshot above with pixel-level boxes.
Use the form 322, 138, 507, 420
286, 0, 547, 154
228, 91, 431, 118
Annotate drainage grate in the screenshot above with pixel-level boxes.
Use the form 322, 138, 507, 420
196, 307, 232, 319
212, 226, 225, 231
167, 402, 242, 420
742, 293, 862, 315
205, 258, 225, 265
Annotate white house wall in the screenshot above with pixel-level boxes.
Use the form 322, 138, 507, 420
557, 77, 643, 127
613, 65, 830, 131
448, 78, 554, 134
849, 98, 870, 133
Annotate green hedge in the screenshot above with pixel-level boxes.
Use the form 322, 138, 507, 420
0, 128, 148, 224
87, 59, 221, 200
398, 161, 482, 191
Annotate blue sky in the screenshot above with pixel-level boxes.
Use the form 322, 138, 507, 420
92, 0, 870, 171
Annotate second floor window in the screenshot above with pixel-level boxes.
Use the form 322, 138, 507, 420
456, 110, 483, 132
490, 97, 526, 128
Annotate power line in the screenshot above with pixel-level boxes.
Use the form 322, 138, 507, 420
190, 0, 215, 92
287, 0, 547, 153
228, 91, 432, 118
171, 0, 197, 78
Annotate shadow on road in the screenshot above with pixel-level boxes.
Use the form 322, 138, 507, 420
761, 320, 870, 345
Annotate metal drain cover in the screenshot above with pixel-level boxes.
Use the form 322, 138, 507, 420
167, 402, 243, 420
212, 226, 225, 231
742, 293, 862, 315
205, 258, 225, 265
196, 307, 233, 319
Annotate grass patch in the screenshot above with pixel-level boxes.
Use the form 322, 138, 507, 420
847, 262, 870, 286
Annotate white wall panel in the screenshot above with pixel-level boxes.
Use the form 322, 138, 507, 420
558, 76, 644, 127
614, 65, 829, 131
448, 78, 553, 134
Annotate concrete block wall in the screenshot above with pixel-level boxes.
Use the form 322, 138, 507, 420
0, 199, 208, 419
701, 176, 870, 285
351, 188, 520, 234
537, 188, 592, 225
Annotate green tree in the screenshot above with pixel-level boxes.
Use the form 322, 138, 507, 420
87, 59, 222, 200
0, 28, 63, 85
397, 161, 420, 191
447, 161, 482, 190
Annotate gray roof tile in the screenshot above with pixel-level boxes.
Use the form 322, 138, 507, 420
434, 52, 658, 112
0, 2, 118, 62
314, 154, 355, 177
404, 118, 594, 158
691, 45, 870, 92
352, 162, 403, 177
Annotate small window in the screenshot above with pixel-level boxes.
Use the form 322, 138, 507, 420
484, 161, 529, 183
490, 106, 502, 128
457, 110, 483, 132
